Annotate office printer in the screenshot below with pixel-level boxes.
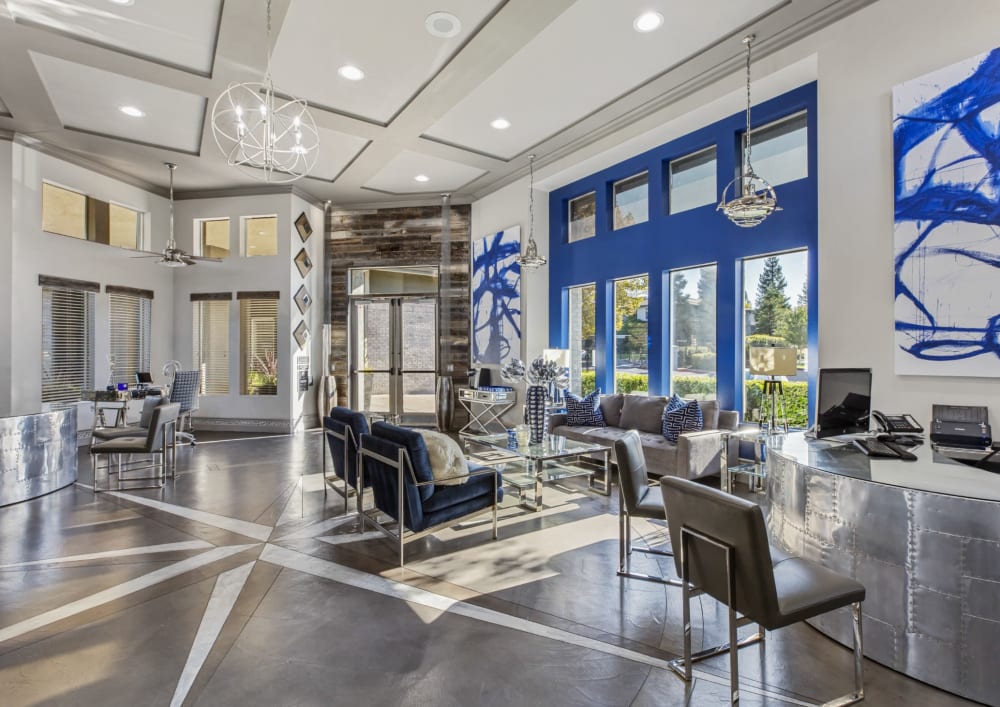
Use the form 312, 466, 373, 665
930, 405, 992, 449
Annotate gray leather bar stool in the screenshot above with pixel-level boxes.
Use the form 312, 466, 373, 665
660, 477, 866, 706
91, 403, 180, 492
614, 431, 681, 586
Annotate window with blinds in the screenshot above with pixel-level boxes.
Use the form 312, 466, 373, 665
41, 287, 95, 407
192, 300, 230, 395
108, 292, 151, 386
240, 298, 278, 395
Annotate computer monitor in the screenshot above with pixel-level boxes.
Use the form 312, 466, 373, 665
816, 368, 873, 439
135, 371, 153, 384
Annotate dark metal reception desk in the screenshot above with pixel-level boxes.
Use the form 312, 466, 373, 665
766, 434, 1000, 704
0, 408, 78, 506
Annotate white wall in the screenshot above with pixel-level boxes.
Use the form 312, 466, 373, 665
289, 193, 324, 428
0, 139, 12, 415
483, 0, 1000, 425
7, 142, 174, 417
172, 193, 295, 425
810, 0, 1000, 422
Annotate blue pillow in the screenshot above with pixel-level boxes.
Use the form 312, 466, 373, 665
565, 390, 606, 427
661, 394, 686, 437
663, 399, 703, 442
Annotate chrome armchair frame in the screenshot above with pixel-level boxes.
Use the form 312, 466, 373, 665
322, 422, 361, 514
358, 444, 500, 568
617, 484, 682, 587
91, 420, 177, 493
669, 525, 864, 706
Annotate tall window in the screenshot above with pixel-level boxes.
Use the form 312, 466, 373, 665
742, 250, 808, 426
244, 216, 277, 257
612, 172, 648, 230
567, 283, 596, 395
669, 265, 717, 399
612, 276, 649, 394
669, 147, 717, 214
193, 299, 230, 395
742, 112, 808, 189
568, 192, 596, 242
240, 297, 278, 395
41, 286, 95, 407
199, 219, 230, 258
108, 290, 151, 386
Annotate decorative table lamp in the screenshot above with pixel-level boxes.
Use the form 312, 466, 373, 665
748, 346, 798, 434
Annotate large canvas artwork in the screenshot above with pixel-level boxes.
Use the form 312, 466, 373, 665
893, 48, 1000, 376
472, 226, 521, 365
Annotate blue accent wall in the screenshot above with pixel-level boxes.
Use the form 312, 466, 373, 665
548, 83, 818, 419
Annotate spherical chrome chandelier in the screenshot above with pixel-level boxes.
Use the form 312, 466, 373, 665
211, 0, 319, 183
718, 35, 781, 228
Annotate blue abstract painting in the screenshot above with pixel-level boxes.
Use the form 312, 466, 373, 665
893, 48, 1000, 376
472, 226, 521, 365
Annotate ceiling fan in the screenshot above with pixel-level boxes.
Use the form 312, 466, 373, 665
133, 162, 221, 267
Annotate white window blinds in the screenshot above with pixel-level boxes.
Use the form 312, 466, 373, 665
240, 297, 278, 396
41, 286, 95, 407
192, 300, 230, 395
108, 291, 151, 386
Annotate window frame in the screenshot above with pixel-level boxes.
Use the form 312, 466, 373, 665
241, 214, 279, 258
41, 285, 96, 409
108, 290, 152, 387
668, 145, 718, 215
41, 180, 145, 251
567, 192, 597, 243
740, 110, 809, 191
192, 298, 231, 396
611, 171, 649, 231
196, 217, 231, 259
239, 296, 279, 396
668, 263, 717, 399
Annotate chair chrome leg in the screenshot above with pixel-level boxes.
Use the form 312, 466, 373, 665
727, 545, 740, 705
821, 601, 866, 706
617, 509, 681, 586
682, 537, 693, 683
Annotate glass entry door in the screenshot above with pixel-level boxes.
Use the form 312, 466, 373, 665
350, 296, 438, 426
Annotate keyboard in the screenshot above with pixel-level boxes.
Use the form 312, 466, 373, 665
853, 437, 917, 461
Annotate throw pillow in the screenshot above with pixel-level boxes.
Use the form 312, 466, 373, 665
599, 393, 625, 427
661, 394, 686, 437
565, 390, 606, 427
663, 399, 704, 443
417, 430, 469, 486
619, 395, 669, 433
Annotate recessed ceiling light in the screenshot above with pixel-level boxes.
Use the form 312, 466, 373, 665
490, 117, 511, 130
119, 105, 145, 118
425, 11, 461, 38
109, 0, 134, 5
337, 64, 365, 81
414, 174, 430, 183
633, 11, 664, 33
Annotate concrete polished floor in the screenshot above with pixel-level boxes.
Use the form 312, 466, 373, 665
0, 431, 980, 706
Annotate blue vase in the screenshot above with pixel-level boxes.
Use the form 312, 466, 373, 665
526, 385, 547, 444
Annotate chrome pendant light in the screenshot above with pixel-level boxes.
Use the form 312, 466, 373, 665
517, 154, 547, 268
210, 0, 319, 183
718, 35, 781, 228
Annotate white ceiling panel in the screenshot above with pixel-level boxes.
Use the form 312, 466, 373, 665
305, 126, 370, 182
31, 52, 206, 154
424, 0, 780, 159
363, 149, 486, 194
270, 0, 503, 124
5, 0, 222, 74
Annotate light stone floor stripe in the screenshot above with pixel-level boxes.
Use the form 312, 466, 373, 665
316, 531, 384, 546
271, 513, 356, 541
169, 561, 256, 707
106, 491, 273, 541
259, 544, 815, 706
0, 545, 258, 645
0, 541, 215, 569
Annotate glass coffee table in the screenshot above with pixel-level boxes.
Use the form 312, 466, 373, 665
465, 433, 612, 511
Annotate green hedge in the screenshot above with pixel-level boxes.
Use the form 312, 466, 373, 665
579, 370, 647, 395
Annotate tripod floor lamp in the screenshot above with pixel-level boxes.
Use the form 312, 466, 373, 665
748, 346, 798, 434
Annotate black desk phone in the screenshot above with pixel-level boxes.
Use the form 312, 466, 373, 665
872, 411, 924, 435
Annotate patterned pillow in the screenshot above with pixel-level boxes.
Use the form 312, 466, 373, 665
565, 390, 606, 427
661, 394, 686, 437
663, 399, 704, 442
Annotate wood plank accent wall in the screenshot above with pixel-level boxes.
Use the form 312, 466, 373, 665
325, 204, 472, 427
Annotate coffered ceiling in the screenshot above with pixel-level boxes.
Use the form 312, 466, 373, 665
0, 0, 877, 205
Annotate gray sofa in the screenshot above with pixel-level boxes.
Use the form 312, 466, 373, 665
549, 394, 738, 480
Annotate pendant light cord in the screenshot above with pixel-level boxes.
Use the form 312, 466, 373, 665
528, 154, 535, 245
743, 35, 754, 173
167, 163, 175, 248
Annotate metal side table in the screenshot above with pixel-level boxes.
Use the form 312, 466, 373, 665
457, 387, 516, 436
720, 425, 768, 494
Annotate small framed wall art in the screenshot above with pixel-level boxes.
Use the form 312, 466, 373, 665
294, 248, 312, 278
294, 285, 312, 314
293, 320, 310, 350
295, 212, 312, 242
